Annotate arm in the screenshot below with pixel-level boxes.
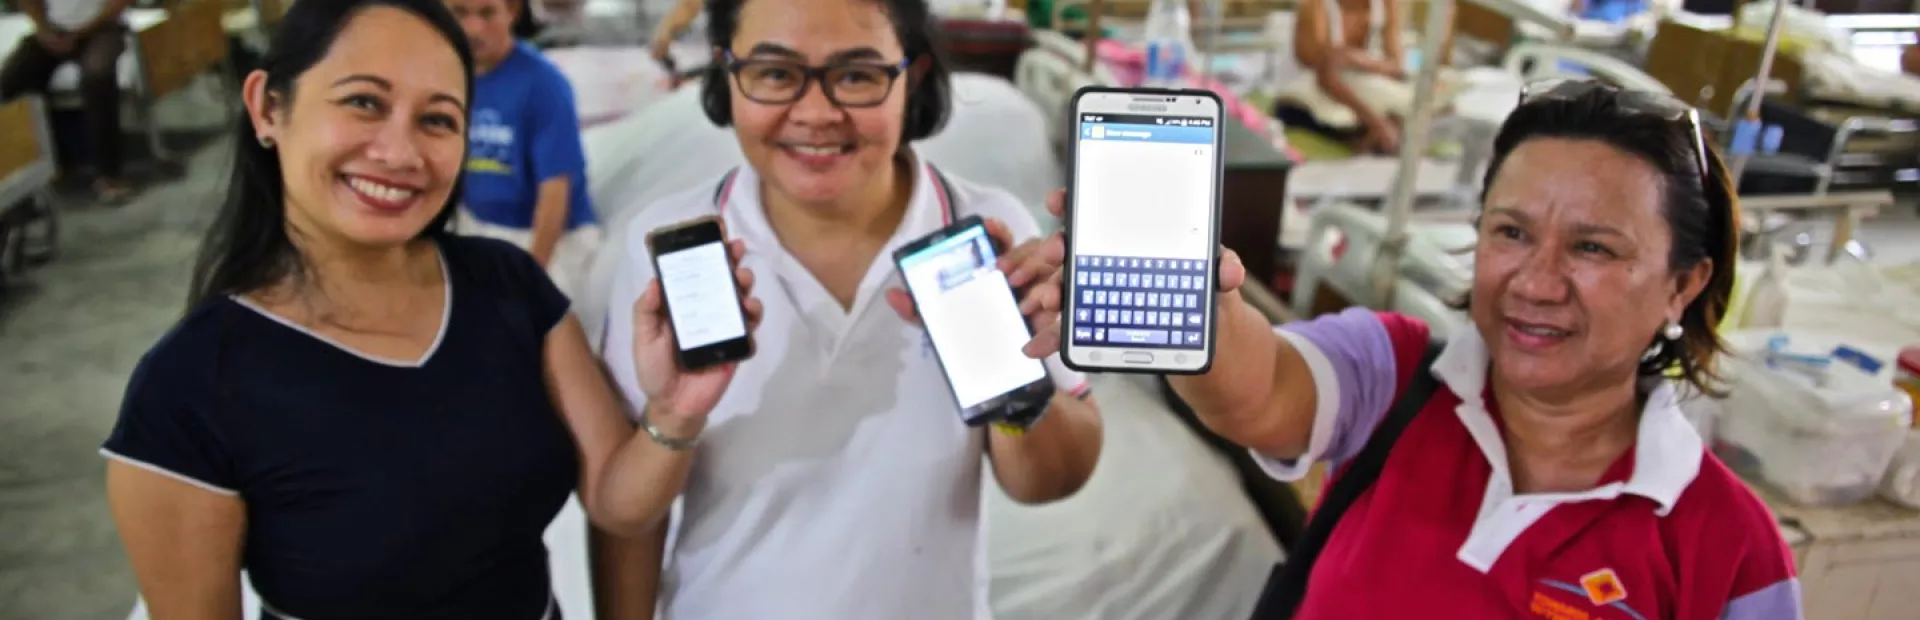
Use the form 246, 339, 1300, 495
1380, 0, 1408, 78
75, 0, 135, 37
526, 69, 589, 268
1167, 307, 1426, 478
17, 0, 52, 30
107, 464, 246, 620
650, 0, 705, 60
985, 389, 1104, 504
529, 178, 571, 267
545, 315, 695, 536
1295, 1, 1391, 129
588, 516, 669, 620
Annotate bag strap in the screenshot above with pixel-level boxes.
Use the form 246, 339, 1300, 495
1250, 340, 1447, 619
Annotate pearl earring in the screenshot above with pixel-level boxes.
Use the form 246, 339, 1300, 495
1663, 321, 1685, 341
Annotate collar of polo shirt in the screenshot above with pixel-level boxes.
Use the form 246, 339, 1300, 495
1427, 327, 1706, 573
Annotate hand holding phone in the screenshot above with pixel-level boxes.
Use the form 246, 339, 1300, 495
1013, 190, 1249, 361
635, 217, 763, 432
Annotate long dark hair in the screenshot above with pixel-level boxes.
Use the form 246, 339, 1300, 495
187, 0, 474, 313
1474, 84, 1741, 396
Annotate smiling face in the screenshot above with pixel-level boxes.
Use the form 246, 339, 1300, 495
245, 6, 468, 252
1471, 138, 1710, 396
726, 0, 911, 206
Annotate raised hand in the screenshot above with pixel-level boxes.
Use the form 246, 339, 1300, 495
630, 239, 763, 439
1014, 190, 1248, 360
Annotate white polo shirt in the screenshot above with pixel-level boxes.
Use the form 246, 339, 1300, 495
600, 159, 1089, 620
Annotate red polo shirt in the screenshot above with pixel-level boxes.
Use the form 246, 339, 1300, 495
1259, 309, 1801, 619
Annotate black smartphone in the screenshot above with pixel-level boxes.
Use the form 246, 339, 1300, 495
1061, 86, 1227, 375
646, 216, 754, 370
893, 215, 1055, 426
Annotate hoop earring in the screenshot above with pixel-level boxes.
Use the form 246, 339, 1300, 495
259, 136, 275, 149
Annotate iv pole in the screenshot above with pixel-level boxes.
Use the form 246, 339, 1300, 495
1727, 0, 1791, 183
1369, 0, 1457, 308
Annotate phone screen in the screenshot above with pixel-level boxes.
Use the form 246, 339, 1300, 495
899, 224, 1048, 414
657, 241, 748, 351
1070, 111, 1218, 351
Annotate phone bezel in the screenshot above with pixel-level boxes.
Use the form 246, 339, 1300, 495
1060, 86, 1226, 375
646, 216, 756, 371
892, 215, 1056, 426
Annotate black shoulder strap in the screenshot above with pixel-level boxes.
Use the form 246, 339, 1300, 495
1250, 341, 1447, 619
928, 163, 961, 218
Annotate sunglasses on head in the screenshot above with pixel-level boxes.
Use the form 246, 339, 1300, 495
1519, 78, 1711, 183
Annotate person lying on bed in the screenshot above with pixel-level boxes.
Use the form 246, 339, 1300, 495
445, 0, 601, 297
101, 1, 720, 617
595, 0, 1104, 616
1018, 81, 1803, 619
1277, 0, 1411, 154
1, 0, 135, 203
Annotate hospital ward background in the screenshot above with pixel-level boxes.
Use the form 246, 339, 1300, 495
1, 0, 1920, 618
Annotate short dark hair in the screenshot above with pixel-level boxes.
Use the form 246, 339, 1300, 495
188, 0, 474, 313
1473, 84, 1741, 396
698, 0, 953, 143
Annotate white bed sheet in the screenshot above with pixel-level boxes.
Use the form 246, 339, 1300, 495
0, 9, 167, 93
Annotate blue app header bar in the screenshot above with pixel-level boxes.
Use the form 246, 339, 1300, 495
1078, 122, 1215, 145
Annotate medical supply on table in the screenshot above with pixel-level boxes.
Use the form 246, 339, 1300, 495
1897, 347, 1920, 427
1881, 431, 1920, 510
1717, 332, 1915, 507
1142, 0, 1194, 88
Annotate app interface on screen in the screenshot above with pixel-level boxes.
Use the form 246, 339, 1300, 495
900, 226, 1048, 411
1071, 112, 1217, 350
657, 241, 747, 351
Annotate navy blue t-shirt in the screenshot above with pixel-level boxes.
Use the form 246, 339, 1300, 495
102, 236, 578, 619
462, 41, 596, 231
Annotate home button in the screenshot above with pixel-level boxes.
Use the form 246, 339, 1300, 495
1123, 352, 1155, 364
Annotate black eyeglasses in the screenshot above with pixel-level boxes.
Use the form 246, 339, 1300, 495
1520, 78, 1710, 182
720, 50, 909, 108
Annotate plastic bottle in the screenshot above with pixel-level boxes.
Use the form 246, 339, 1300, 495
1142, 0, 1195, 88
1739, 243, 1792, 329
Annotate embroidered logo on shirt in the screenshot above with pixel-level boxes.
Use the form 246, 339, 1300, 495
1579, 569, 1627, 606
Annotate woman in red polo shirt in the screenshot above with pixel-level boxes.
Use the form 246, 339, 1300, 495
1017, 80, 1800, 619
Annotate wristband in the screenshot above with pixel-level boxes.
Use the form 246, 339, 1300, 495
640, 407, 699, 451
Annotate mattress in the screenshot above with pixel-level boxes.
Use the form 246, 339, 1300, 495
0, 9, 167, 93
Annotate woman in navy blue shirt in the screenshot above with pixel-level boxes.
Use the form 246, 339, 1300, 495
99, 1, 759, 618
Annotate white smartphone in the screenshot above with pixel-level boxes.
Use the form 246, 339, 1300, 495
1061, 87, 1227, 375
894, 215, 1055, 425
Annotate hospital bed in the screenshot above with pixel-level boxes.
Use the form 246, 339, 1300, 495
127, 72, 1279, 620
0, 0, 232, 167
0, 95, 56, 285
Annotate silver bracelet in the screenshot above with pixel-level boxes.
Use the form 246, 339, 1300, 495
640, 407, 699, 451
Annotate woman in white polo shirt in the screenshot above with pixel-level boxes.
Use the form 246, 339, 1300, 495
593, 0, 1104, 616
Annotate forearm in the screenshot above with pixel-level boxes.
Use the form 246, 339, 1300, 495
1166, 295, 1289, 448
653, 0, 703, 48
78, 0, 135, 35
19, 0, 50, 28
589, 519, 667, 620
1340, 48, 1401, 78
985, 393, 1103, 504
590, 403, 697, 535
529, 177, 571, 266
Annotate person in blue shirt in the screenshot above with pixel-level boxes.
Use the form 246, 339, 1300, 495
447, 0, 600, 297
